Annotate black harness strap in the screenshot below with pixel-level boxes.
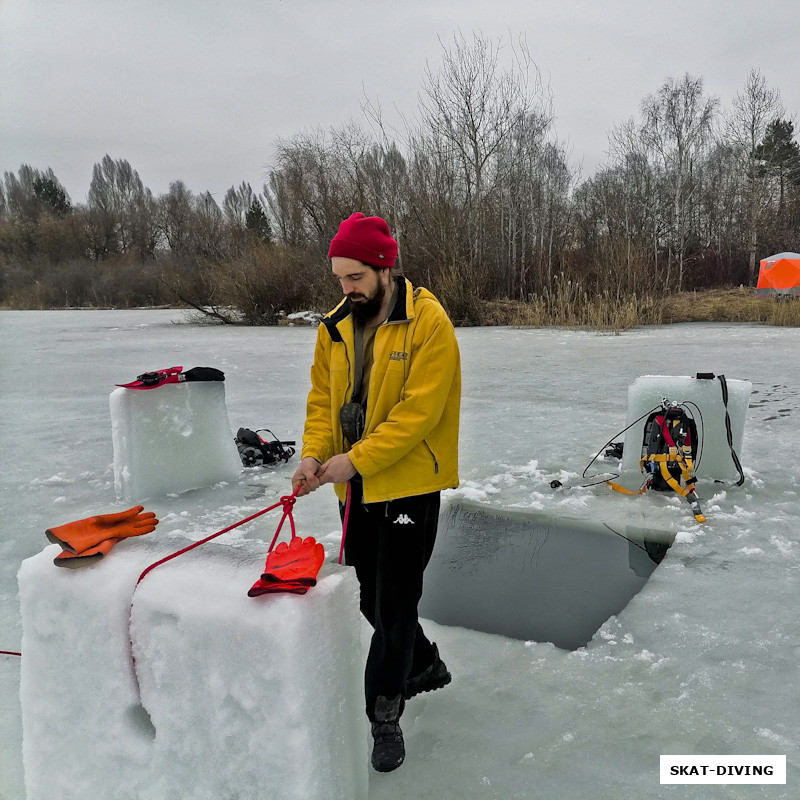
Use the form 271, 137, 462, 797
718, 375, 746, 486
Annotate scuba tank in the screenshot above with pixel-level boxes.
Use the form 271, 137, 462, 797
638, 400, 705, 522
641, 403, 699, 492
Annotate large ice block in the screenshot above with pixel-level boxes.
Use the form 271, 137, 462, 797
110, 382, 242, 501
19, 538, 367, 800
621, 375, 751, 481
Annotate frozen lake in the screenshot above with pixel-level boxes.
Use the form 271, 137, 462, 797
1, 309, 797, 799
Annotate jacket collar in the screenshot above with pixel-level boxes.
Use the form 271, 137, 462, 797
323, 275, 412, 343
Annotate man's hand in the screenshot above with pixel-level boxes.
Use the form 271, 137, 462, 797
317, 453, 357, 485
292, 457, 323, 496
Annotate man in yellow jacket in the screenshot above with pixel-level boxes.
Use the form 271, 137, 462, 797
292, 212, 461, 773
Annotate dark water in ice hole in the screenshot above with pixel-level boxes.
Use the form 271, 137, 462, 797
419, 499, 674, 650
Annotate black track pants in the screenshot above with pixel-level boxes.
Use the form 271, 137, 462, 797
341, 480, 440, 720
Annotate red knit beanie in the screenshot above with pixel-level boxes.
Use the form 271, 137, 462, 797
328, 212, 398, 268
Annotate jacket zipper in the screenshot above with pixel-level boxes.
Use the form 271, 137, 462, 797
423, 439, 440, 474
337, 301, 416, 502
340, 337, 355, 454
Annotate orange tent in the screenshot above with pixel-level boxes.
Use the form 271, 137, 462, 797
756, 252, 800, 296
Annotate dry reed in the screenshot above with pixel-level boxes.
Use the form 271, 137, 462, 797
481, 287, 800, 330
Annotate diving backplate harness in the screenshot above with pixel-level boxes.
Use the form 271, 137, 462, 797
560, 375, 746, 524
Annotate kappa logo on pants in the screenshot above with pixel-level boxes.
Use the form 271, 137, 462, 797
393, 514, 415, 525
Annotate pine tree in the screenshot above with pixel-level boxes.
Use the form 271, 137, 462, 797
32, 176, 72, 217
756, 119, 800, 211
245, 198, 273, 243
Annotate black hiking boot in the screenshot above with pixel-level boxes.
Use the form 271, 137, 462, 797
371, 694, 405, 773
404, 643, 451, 700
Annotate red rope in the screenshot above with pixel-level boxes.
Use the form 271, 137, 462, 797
338, 481, 351, 565
265, 494, 298, 555
1, 650, 21, 657
136, 488, 301, 588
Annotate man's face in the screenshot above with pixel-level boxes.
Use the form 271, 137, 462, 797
331, 257, 391, 322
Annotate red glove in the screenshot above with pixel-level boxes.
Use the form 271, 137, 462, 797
248, 536, 325, 596
247, 578, 310, 597
262, 537, 325, 586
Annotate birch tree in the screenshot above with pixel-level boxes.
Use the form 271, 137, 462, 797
415, 32, 547, 269
726, 69, 783, 282
641, 75, 717, 290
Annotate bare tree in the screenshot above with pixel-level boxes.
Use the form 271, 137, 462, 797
726, 69, 783, 281
86, 155, 156, 257
641, 75, 717, 290
697, 141, 746, 280
265, 124, 377, 257
222, 182, 256, 229
194, 191, 227, 259
415, 32, 548, 267
157, 181, 196, 255
359, 96, 410, 251
496, 114, 572, 297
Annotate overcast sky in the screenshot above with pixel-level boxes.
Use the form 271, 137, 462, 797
2, 0, 799, 205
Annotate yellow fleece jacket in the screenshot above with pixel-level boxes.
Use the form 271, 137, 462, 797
301, 276, 460, 503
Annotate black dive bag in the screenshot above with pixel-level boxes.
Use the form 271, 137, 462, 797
235, 428, 296, 467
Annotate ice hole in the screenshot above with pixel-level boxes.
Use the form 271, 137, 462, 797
419, 499, 674, 650
125, 702, 156, 741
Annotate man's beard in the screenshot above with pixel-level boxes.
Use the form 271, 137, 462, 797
350, 278, 386, 324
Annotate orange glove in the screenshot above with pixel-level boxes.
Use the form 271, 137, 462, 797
46, 506, 158, 553
53, 538, 121, 568
262, 537, 325, 586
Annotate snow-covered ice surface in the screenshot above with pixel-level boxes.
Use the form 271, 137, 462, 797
1, 310, 798, 799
